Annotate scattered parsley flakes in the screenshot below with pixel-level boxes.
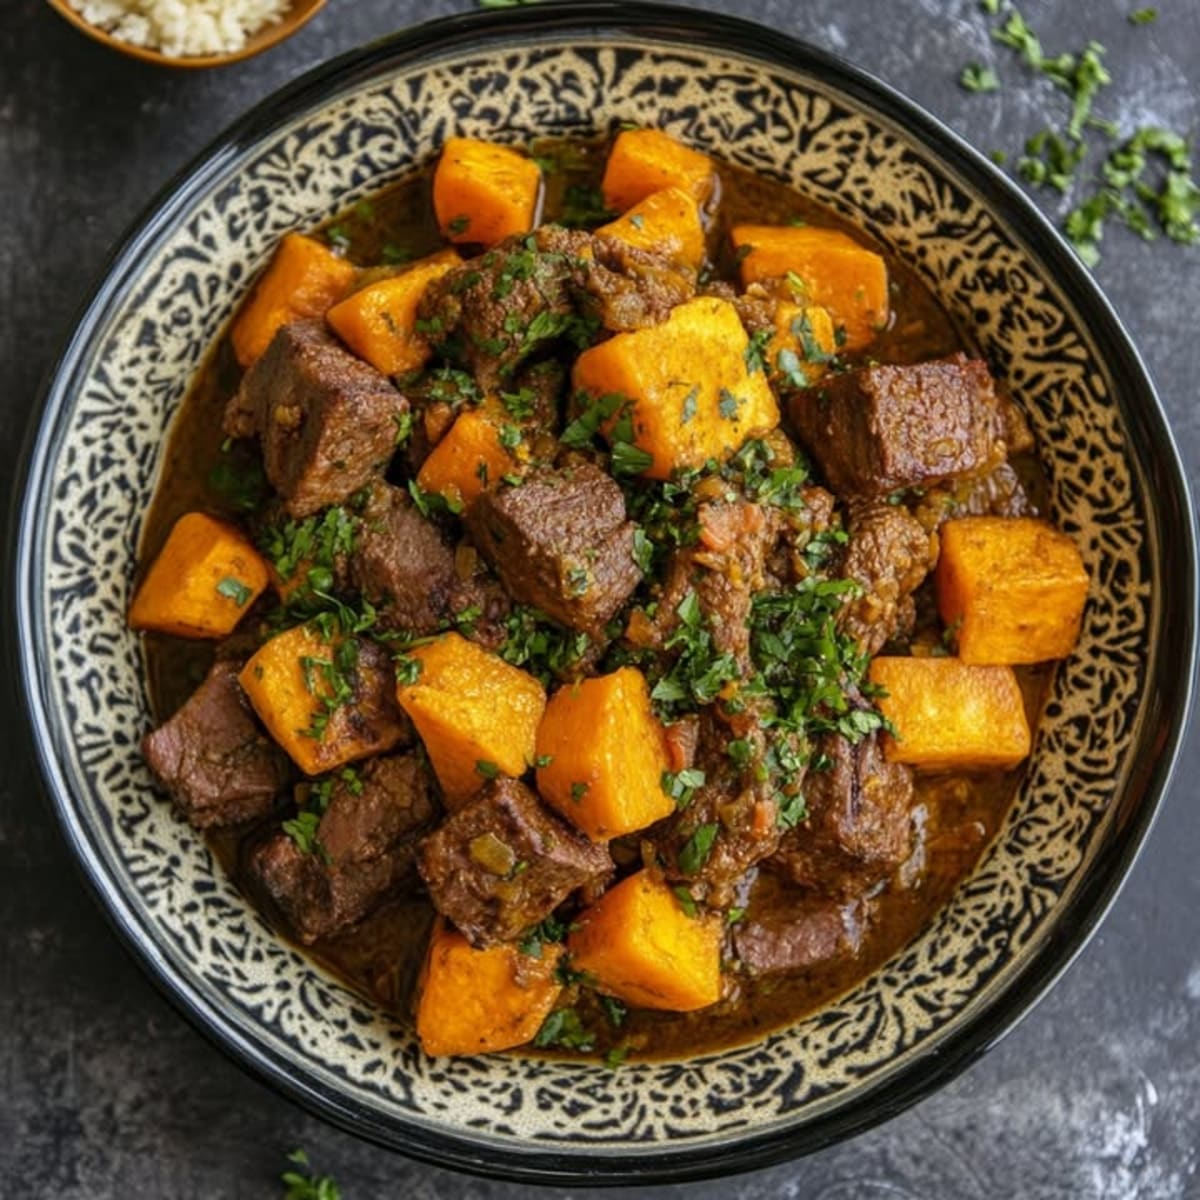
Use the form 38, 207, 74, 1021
1128, 7, 1157, 25
534, 1007, 595, 1051
215, 575, 253, 606
677, 822, 719, 876
632, 527, 654, 573
610, 440, 654, 476
570, 781, 590, 802
661, 767, 706, 809
447, 215, 471, 235
282, 1149, 341, 1200
672, 886, 700, 918
959, 63, 1000, 93
475, 759, 500, 779
680, 385, 699, 425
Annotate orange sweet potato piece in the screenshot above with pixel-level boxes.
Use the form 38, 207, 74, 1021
535, 667, 673, 841
129, 512, 269, 639
731, 224, 889, 351
230, 232, 356, 367
325, 249, 460, 375
601, 129, 715, 212
597, 186, 706, 269
869, 656, 1032, 771
238, 625, 407, 775
416, 923, 563, 1056
567, 870, 722, 1012
415, 407, 518, 509
766, 303, 837, 385
432, 137, 542, 248
397, 633, 547, 806
571, 295, 780, 479
936, 517, 1089, 666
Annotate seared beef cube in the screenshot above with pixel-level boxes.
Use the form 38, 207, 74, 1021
348, 484, 509, 643
642, 499, 780, 675
142, 660, 290, 829
769, 731, 915, 899
466, 464, 641, 637
225, 320, 405, 518
581, 234, 696, 331
913, 461, 1032, 531
786, 354, 1004, 497
656, 722, 802, 910
733, 896, 869, 975
417, 778, 613, 946
837, 498, 937, 656
418, 229, 590, 389
248, 752, 438, 943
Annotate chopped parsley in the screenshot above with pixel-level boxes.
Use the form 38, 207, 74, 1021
559, 184, 614, 228
965, 2, 1198, 263
661, 767, 706, 809
631, 527, 654, 573
534, 1007, 595, 1051
959, 63, 1000, 93
447, 215, 471, 236
475, 759, 500, 779
282, 1148, 341, 1200
518, 914, 571, 958
648, 590, 740, 717
610, 440, 654, 476
215, 576, 253, 607
672, 885, 700, 918
717, 388, 744, 420
680, 385, 699, 424
677, 822, 719, 876
743, 328, 773, 374
570, 781, 590, 802
500, 605, 592, 683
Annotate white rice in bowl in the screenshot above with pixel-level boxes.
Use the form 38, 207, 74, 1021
67, 0, 292, 58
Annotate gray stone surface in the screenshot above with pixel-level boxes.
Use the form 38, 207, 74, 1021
1, 0, 1197, 1196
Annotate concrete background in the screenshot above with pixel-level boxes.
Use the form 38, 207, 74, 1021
2, 1, 1198, 1195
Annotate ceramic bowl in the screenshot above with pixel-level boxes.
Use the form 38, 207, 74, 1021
12, 2, 1197, 1184
44, 0, 326, 69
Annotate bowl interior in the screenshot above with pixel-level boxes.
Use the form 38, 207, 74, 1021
15, 5, 1194, 1184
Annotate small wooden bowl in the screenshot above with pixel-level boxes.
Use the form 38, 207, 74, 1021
44, 0, 327, 68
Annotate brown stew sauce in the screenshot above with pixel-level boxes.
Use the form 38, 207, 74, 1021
138, 138, 1051, 1061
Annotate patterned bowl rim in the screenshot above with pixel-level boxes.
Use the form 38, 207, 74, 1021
10, 1, 1198, 1185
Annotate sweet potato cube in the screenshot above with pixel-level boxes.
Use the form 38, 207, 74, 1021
601, 129, 715, 212
326, 250, 460, 375
571, 296, 780, 479
416, 923, 563, 1056
230, 233, 356, 368
432, 137, 542, 248
415, 407, 518, 509
731, 224, 889, 351
535, 667, 673, 841
129, 512, 269, 639
398, 633, 547, 806
936, 517, 1089, 665
567, 870, 722, 1012
597, 186, 706, 269
869, 656, 1032, 771
766, 303, 837, 385
238, 625, 407, 775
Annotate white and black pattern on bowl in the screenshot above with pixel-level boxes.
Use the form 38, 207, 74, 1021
14, 7, 1193, 1183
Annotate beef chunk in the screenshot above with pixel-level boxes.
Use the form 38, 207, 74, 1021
643, 499, 780, 675
466, 463, 641, 637
142, 660, 290, 829
225, 320, 405, 518
837, 498, 937, 656
769, 731, 915, 899
913, 461, 1032, 531
348, 484, 509, 643
654, 715, 795, 909
417, 778, 613, 946
417, 229, 590, 389
786, 353, 1005, 497
734, 896, 869, 975
581, 234, 696, 331
247, 752, 438, 943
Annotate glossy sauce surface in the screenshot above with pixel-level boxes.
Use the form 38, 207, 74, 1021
141, 138, 1050, 1059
